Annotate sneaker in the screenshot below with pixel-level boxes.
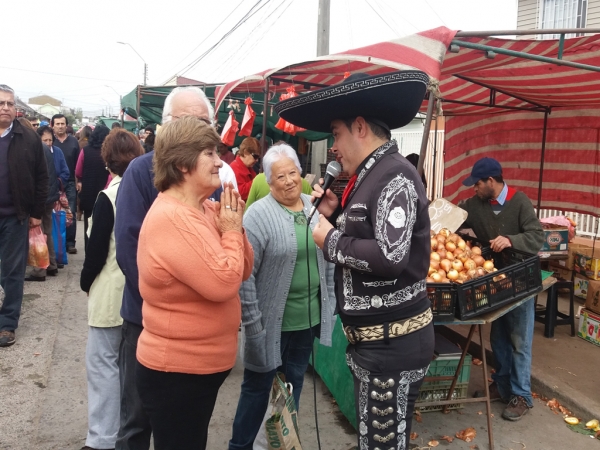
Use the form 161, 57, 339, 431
0, 330, 15, 347
25, 275, 46, 282
474, 382, 509, 403
57, 264, 65, 269
502, 395, 532, 421
47, 268, 58, 276
67, 246, 77, 254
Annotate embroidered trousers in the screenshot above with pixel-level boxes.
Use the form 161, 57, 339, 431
347, 321, 434, 450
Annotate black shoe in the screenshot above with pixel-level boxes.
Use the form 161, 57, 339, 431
0, 330, 15, 347
57, 264, 64, 269
67, 246, 77, 254
25, 275, 45, 282
474, 382, 509, 404
47, 269, 58, 276
502, 395, 532, 421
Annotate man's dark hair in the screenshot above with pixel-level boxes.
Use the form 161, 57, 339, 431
481, 175, 504, 184
144, 126, 154, 134
112, 122, 122, 129
37, 125, 53, 137
26, 115, 38, 122
341, 117, 391, 141
51, 114, 68, 126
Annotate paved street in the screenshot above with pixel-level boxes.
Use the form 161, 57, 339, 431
1, 226, 597, 450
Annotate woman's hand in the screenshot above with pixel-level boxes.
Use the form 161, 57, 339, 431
215, 182, 245, 234
311, 178, 339, 218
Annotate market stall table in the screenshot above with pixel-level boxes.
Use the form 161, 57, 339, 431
313, 276, 556, 450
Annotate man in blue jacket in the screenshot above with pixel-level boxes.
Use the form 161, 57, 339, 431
114, 86, 219, 449
0, 85, 48, 347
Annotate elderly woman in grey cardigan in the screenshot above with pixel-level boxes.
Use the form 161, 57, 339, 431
228, 143, 336, 450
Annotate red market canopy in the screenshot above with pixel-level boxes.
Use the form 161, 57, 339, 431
215, 26, 600, 216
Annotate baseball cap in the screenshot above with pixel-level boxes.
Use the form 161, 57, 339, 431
462, 157, 502, 186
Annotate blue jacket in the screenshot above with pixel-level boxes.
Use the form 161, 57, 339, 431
115, 151, 224, 326
51, 145, 70, 187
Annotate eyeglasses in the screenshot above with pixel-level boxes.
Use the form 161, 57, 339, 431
252, 153, 260, 160
32, 123, 40, 128
0, 101, 15, 108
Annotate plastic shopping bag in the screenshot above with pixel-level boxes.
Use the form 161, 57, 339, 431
28, 226, 50, 269
254, 373, 302, 450
55, 179, 73, 227
52, 210, 68, 265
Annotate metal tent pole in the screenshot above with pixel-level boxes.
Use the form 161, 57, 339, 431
261, 78, 270, 157
536, 110, 550, 218
431, 112, 439, 200
455, 28, 600, 37
417, 93, 436, 178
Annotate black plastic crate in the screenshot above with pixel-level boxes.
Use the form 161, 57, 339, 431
427, 282, 457, 318
455, 248, 542, 320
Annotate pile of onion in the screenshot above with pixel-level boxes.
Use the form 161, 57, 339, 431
427, 228, 497, 284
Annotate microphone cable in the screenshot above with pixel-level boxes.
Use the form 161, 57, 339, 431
306, 217, 322, 450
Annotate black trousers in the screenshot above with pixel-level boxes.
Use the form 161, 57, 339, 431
347, 321, 434, 450
135, 361, 230, 450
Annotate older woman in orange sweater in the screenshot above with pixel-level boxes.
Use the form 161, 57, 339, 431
135, 116, 253, 450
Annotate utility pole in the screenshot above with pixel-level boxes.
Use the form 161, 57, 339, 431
144, 63, 148, 86
317, 0, 330, 56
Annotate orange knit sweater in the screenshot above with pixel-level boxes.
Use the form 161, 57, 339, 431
136, 193, 253, 375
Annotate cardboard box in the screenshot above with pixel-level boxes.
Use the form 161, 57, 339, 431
574, 275, 589, 299
548, 264, 573, 281
429, 199, 468, 234
574, 247, 600, 281
585, 280, 600, 315
540, 226, 569, 255
577, 308, 600, 347
550, 243, 591, 270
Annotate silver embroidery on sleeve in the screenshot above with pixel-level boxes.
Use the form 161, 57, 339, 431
344, 255, 372, 272
343, 268, 425, 310
350, 203, 368, 210
363, 279, 397, 287
375, 174, 417, 263
348, 215, 367, 222
327, 229, 342, 262
347, 354, 371, 450
396, 366, 429, 450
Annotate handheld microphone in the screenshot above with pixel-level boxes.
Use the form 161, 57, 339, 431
308, 161, 341, 221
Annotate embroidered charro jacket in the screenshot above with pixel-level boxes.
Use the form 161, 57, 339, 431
323, 141, 431, 327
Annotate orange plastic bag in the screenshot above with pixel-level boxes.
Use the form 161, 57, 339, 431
221, 110, 239, 146
28, 226, 50, 269
239, 97, 256, 137
275, 87, 305, 136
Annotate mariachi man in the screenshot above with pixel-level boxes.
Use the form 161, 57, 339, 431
275, 71, 434, 450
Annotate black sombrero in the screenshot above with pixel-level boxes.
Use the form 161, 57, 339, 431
274, 70, 429, 133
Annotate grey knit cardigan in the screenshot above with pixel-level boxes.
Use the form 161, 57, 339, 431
241, 193, 336, 373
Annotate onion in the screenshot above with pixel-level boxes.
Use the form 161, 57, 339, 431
483, 260, 495, 272
436, 235, 446, 244
473, 255, 485, 267
430, 259, 440, 270
437, 243, 446, 252
430, 252, 441, 262
428, 266, 436, 276
426, 276, 435, 283
471, 246, 482, 256
447, 269, 459, 281
458, 273, 469, 282
431, 272, 443, 282
452, 259, 464, 272
430, 230, 436, 238
437, 269, 446, 278
442, 277, 450, 283
437, 248, 447, 259
477, 267, 486, 277
446, 252, 455, 261
439, 228, 450, 237
431, 238, 438, 250
467, 269, 478, 279
440, 259, 452, 273
459, 253, 470, 264
457, 239, 467, 250
448, 233, 459, 244
464, 259, 477, 271
445, 242, 456, 252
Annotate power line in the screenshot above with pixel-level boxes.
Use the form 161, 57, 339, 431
422, 0, 448, 26
376, 0, 421, 34
160, 0, 247, 79
365, 0, 402, 37
178, 0, 273, 76
0, 66, 136, 84
209, 0, 295, 81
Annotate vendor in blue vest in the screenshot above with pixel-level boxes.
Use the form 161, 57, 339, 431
458, 157, 544, 421
276, 71, 434, 450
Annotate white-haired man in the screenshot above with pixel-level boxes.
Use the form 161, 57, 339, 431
0, 85, 48, 347
114, 86, 227, 449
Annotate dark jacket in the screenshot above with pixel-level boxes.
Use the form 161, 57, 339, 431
323, 141, 431, 327
43, 144, 59, 205
79, 146, 109, 212
8, 120, 48, 220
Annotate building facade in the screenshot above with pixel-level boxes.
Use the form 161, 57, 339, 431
518, 0, 600, 37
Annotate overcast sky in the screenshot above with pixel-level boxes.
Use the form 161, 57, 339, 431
4, 0, 518, 117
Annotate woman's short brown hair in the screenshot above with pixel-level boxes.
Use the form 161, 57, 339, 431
101, 129, 144, 177
238, 137, 260, 158
153, 116, 221, 192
